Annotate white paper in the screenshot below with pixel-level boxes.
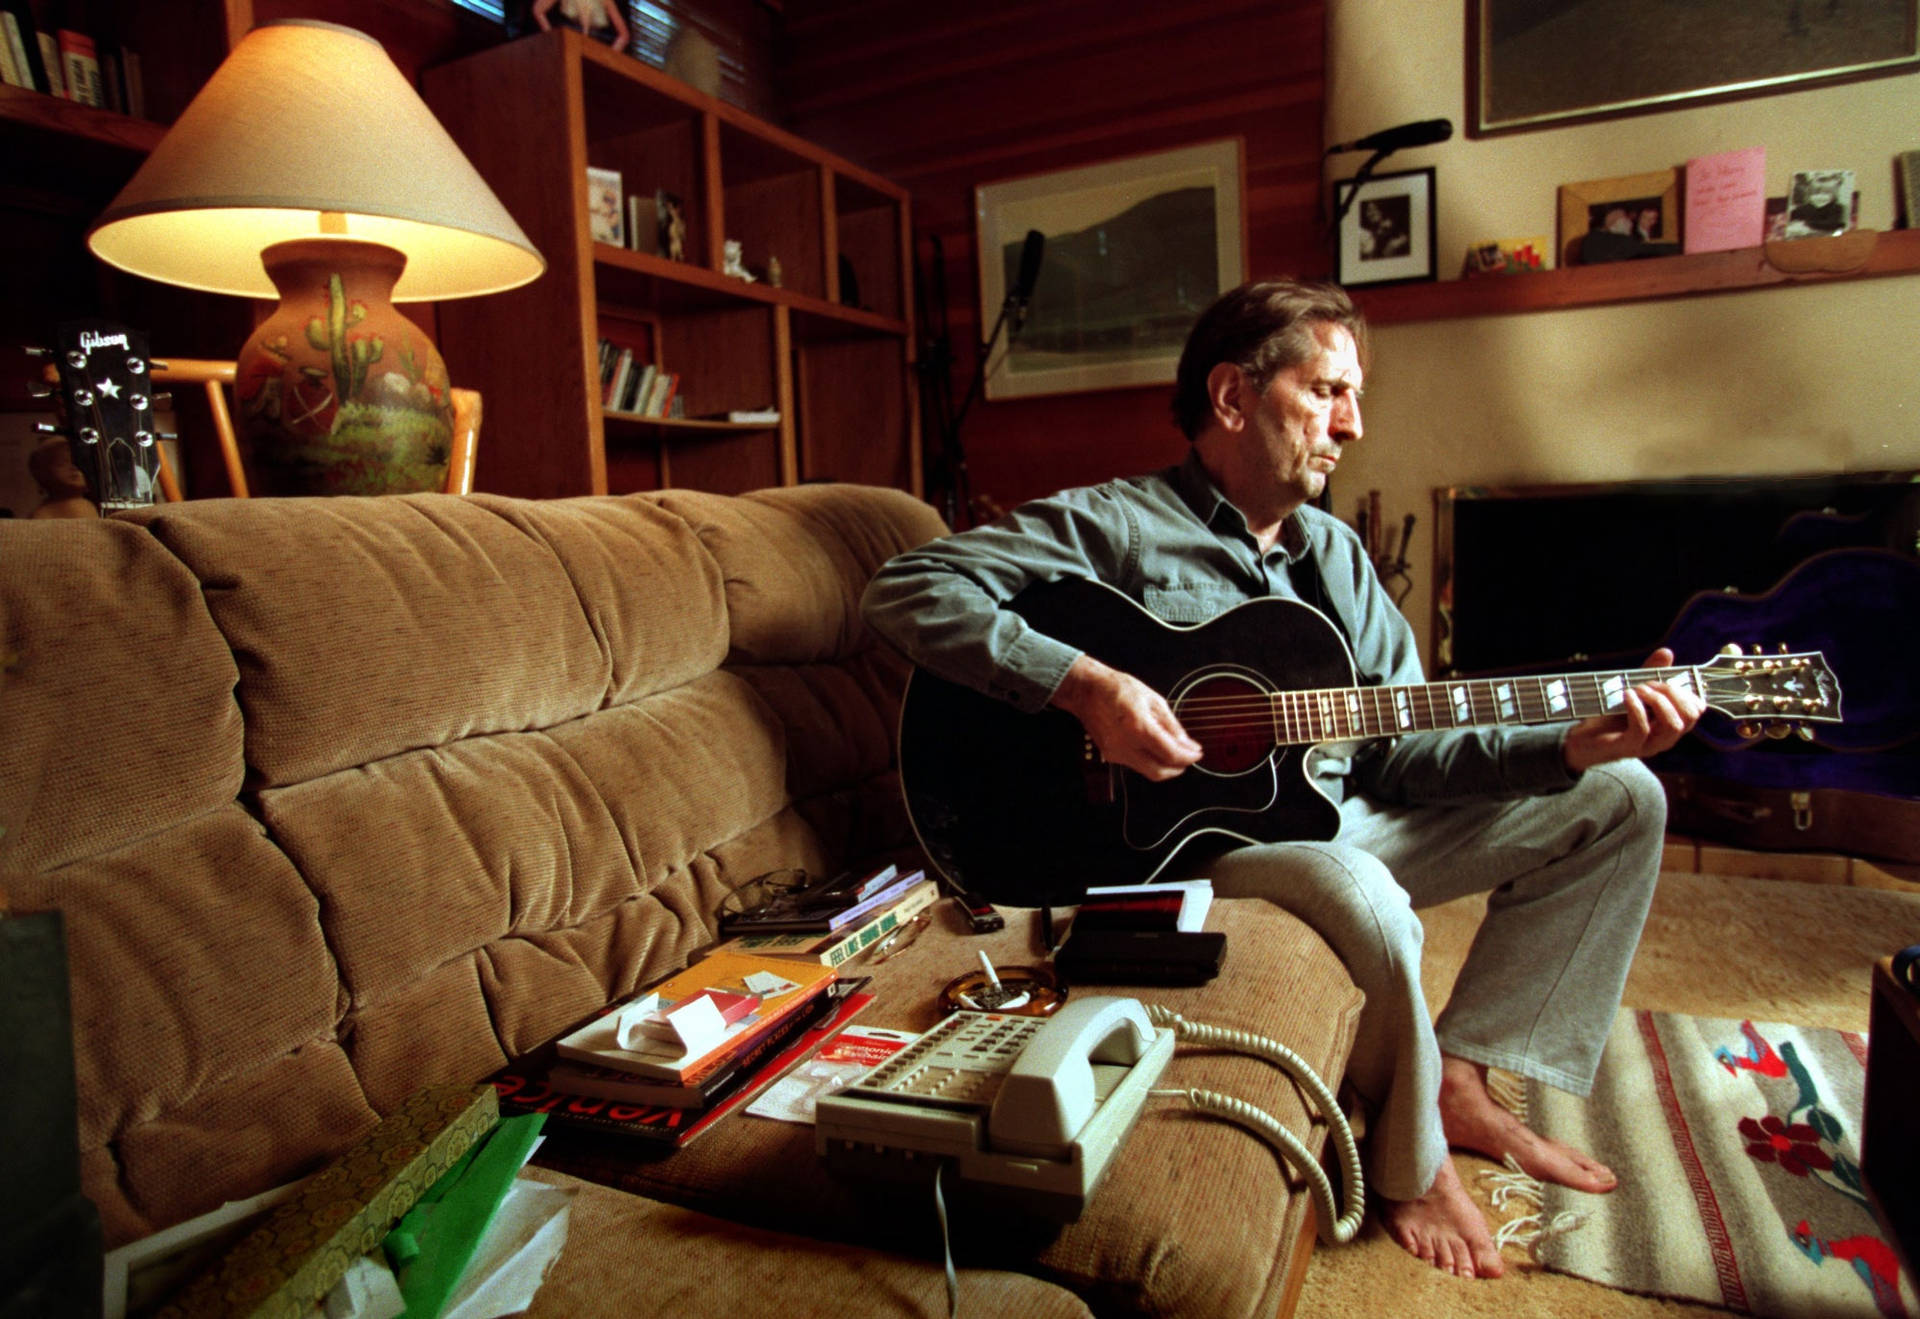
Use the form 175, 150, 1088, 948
440, 1181, 575, 1319
615, 991, 726, 1052
323, 1255, 404, 1319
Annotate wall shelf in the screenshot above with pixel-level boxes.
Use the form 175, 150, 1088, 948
1352, 228, 1920, 325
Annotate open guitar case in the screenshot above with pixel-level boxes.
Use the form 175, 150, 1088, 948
1640, 495, 1920, 871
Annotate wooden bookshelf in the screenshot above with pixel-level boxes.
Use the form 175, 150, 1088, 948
1352, 228, 1920, 325
422, 28, 919, 499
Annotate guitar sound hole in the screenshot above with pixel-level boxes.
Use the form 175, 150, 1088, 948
1175, 672, 1274, 774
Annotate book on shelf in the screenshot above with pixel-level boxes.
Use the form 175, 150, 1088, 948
57, 29, 101, 107
0, 5, 41, 94
718, 864, 924, 936
585, 166, 623, 246
721, 409, 780, 424
710, 876, 937, 968
494, 985, 874, 1149
552, 949, 838, 1081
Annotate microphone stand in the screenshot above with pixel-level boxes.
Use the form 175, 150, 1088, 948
923, 262, 1026, 531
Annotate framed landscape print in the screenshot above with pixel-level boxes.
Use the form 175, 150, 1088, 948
1335, 167, 1436, 288
1470, 0, 1920, 135
975, 138, 1246, 400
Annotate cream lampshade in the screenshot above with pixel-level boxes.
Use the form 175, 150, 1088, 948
87, 19, 544, 496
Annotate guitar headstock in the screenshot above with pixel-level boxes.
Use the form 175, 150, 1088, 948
1697, 644, 1843, 741
29, 321, 160, 512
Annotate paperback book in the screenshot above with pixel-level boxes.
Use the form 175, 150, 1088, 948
553, 950, 837, 1081
710, 877, 937, 967
494, 987, 874, 1149
719, 864, 925, 936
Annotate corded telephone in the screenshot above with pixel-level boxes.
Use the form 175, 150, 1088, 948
816, 995, 1365, 1245
813, 995, 1175, 1222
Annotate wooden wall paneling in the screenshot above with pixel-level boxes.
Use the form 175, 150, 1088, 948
662, 304, 778, 420
833, 177, 902, 321
721, 150, 826, 298
778, 0, 1329, 512
795, 335, 910, 489
425, 34, 604, 498
667, 427, 781, 493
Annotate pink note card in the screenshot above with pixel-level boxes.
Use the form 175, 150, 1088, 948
1685, 148, 1767, 254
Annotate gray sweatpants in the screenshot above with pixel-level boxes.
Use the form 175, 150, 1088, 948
1195, 759, 1666, 1201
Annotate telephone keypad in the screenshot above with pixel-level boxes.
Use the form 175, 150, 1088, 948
847, 1012, 1045, 1112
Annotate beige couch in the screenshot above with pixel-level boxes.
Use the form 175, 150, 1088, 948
0, 483, 1362, 1318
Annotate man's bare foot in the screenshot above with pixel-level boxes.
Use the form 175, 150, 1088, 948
1380, 1156, 1505, 1279
1440, 1054, 1617, 1193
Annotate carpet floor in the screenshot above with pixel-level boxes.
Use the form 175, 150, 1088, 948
1294, 868, 1920, 1319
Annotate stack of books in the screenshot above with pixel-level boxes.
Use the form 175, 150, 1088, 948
493, 950, 870, 1150
710, 864, 937, 968
597, 340, 683, 419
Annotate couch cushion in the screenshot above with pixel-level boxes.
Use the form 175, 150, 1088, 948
124, 493, 729, 787
522, 1167, 1095, 1318
537, 899, 1363, 1319
0, 518, 245, 875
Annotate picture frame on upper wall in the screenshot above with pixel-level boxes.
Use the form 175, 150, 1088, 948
1557, 169, 1680, 267
1468, 0, 1920, 136
1335, 167, 1436, 288
974, 138, 1246, 401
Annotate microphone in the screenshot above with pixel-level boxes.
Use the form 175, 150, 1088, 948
1326, 118, 1453, 155
1007, 229, 1045, 332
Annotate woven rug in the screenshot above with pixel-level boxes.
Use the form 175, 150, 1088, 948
1491, 1010, 1917, 1318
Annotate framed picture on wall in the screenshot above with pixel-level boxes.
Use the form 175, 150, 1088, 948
1470, 0, 1920, 136
1334, 167, 1436, 288
974, 138, 1246, 400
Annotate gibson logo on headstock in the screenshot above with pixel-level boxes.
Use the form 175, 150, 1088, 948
79, 330, 131, 354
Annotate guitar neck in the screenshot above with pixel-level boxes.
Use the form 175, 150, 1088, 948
1271, 665, 1695, 745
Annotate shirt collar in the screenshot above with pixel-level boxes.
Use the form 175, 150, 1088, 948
1171, 449, 1310, 562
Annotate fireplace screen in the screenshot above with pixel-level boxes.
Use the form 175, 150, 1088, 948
1433, 471, 1920, 677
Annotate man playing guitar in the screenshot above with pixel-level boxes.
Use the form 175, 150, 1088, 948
862, 280, 1705, 1279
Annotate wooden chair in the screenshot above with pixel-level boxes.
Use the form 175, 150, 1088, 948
150, 358, 482, 498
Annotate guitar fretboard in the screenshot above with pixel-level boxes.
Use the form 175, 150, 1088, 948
1265, 665, 1697, 746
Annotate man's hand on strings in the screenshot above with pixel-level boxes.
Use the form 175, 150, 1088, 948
1050, 654, 1202, 781
1563, 647, 1705, 772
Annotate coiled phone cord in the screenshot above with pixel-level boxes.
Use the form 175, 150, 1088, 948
1144, 1004, 1366, 1245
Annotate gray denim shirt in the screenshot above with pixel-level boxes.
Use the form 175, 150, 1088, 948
863, 451, 1578, 806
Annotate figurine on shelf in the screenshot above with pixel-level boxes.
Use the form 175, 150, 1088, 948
657, 190, 686, 262
722, 240, 756, 282
531, 0, 628, 49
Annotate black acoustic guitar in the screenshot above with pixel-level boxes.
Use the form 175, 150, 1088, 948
898, 578, 1842, 905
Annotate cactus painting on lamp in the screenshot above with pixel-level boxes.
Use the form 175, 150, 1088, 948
235, 238, 455, 496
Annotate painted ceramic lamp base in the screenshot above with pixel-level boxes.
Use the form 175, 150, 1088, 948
236, 238, 453, 496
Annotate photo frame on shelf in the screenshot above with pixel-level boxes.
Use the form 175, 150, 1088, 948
1470, 0, 1920, 136
1335, 167, 1436, 288
585, 166, 623, 246
975, 138, 1245, 400
1556, 169, 1679, 266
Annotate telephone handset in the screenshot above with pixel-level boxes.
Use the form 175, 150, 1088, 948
990, 996, 1159, 1158
814, 995, 1174, 1221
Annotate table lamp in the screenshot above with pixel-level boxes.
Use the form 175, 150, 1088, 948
87, 20, 545, 496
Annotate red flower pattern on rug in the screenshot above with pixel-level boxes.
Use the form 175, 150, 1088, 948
1740, 1114, 1835, 1177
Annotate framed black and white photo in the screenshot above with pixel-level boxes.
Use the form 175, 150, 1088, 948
1335, 167, 1435, 288
975, 139, 1246, 399
1470, 0, 1920, 136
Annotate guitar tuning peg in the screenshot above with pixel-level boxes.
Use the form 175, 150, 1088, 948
1736, 721, 1763, 740
1776, 643, 1789, 654
1796, 724, 1815, 741
157, 430, 179, 442
22, 345, 50, 359
151, 390, 173, 409
26, 381, 53, 399
1719, 643, 1745, 656
32, 421, 62, 436
1765, 723, 1792, 740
